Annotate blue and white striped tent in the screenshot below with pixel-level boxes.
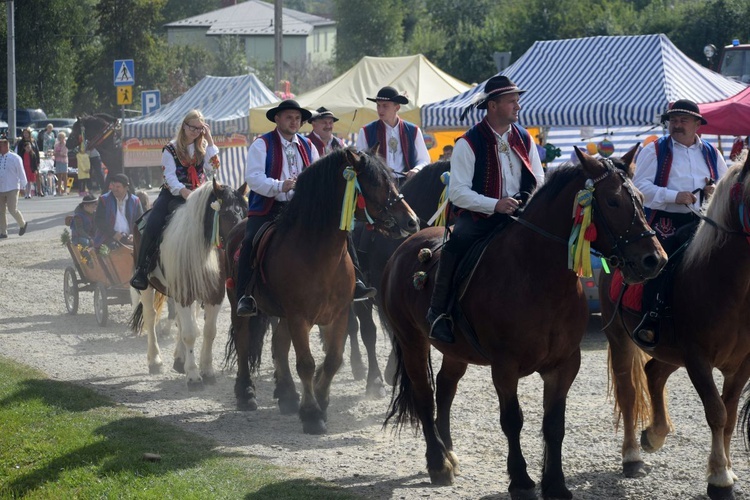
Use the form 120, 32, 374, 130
422, 34, 746, 130
123, 75, 278, 188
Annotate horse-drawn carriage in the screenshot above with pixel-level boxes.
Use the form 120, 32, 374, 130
63, 216, 134, 326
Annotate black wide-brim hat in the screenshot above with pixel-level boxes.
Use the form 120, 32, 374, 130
366, 86, 409, 105
266, 99, 313, 122
308, 106, 340, 124
81, 194, 98, 205
476, 75, 526, 110
661, 99, 707, 125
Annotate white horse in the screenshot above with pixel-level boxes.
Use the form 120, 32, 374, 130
130, 179, 247, 389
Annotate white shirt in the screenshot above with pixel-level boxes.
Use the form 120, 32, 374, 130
449, 127, 545, 215
245, 130, 321, 202
0, 150, 28, 192
162, 141, 220, 196
312, 132, 339, 155
355, 119, 431, 175
113, 195, 130, 234
633, 137, 727, 214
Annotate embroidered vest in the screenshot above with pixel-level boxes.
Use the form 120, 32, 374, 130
163, 143, 204, 190
247, 131, 314, 216
362, 119, 419, 171
308, 133, 342, 156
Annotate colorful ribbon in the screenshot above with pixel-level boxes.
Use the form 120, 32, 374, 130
568, 182, 597, 277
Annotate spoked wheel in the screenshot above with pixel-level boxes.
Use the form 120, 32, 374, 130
94, 283, 109, 327
63, 267, 79, 315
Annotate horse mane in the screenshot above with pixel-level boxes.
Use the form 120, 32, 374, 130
684, 153, 749, 268
275, 148, 391, 232
160, 182, 220, 304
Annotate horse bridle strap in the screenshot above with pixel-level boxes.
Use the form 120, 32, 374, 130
84, 120, 117, 151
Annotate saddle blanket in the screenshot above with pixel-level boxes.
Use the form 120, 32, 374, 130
608, 268, 644, 313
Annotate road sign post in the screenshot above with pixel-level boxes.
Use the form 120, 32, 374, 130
113, 59, 135, 87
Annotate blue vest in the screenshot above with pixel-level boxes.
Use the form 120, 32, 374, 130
362, 120, 419, 170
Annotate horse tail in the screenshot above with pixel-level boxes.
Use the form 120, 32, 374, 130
383, 340, 431, 432
223, 323, 238, 370
223, 314, 271, 373
128, 301, 144, 336
608, 345, 656, 431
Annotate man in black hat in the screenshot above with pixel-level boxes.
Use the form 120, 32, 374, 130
235, 100, 319, 316
307, 107, 345, 156
355, 86, 430, 182
94, 172, 143, 248
631, 98, 727, 348
426, 75, 544, 343
0, 133, 29, 238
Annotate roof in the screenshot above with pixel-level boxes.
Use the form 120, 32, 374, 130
165, 0, 334, 37
422, 34, 747, 130
249, 54, 470, 134
698, 86, 750, 136
123, 75, 277, 139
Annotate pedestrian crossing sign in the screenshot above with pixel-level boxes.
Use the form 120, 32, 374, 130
113, 59, 135, 86
117, 86, 133, 105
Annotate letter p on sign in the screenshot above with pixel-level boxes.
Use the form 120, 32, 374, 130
142, 90, 161, 115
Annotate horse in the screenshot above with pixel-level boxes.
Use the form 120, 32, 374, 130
346, 160, 450, 395
129, 178, 248, 390
67, 114, 123, 183
602, 151, 750, 500
224, 147, 419, 434
382, 147, 667, 498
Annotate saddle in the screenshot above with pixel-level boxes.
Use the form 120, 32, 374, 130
232, 221, 276, 290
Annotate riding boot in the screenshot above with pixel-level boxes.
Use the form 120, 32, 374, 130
130, 229, 158, 291
632, 276, 664, 350
347, 234, 376, 301
236, 239, 258, 317
426, 249, 460, 343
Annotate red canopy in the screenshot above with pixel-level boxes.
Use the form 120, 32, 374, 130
698, 86, 750, 136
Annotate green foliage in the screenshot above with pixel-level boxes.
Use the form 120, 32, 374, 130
215, 36, 250, 76
161, 0, 223, 25
333, 0, 404, 72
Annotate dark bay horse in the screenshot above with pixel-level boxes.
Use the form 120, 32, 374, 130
347, 160, 450, 395
225, 148, 419, 434
129, 179, 248, 390
67, 114, 123, 182
603, 151, 750, 500
382, 148, 667, 498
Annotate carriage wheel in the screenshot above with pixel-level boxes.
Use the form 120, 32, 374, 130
63, 267, 79, 315
94, 283, 109, 327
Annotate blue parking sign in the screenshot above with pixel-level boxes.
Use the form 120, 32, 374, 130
141, 90, 161, 115
113, 59, 135, 86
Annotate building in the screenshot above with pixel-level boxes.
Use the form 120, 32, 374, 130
164, 1, 336, 66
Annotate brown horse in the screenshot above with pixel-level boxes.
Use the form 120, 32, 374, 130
224, 148, 419, 434
67, 114, 123, 181
603, 151, 750, 500
382, 147, 666, 498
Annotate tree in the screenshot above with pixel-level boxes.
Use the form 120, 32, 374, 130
333, 0, 404, 72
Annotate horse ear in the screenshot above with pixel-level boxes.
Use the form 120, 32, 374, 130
573, 145, 588, 165
575, 145, 606, 178
741, 150, 750, 182
237, 182, 249, 197
368, 142, 380, 156
619, 143, 639, 179
345, 148, 360, 169
212, 176, 222, 193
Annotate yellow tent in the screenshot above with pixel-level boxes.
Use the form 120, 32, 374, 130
249, 54, 470, 135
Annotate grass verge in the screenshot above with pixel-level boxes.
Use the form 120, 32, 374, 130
0, 356, 355, 499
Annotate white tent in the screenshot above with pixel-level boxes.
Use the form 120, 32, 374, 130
249, 54, 470, 135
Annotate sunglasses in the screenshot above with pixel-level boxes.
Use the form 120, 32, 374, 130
184, 123, 204, 133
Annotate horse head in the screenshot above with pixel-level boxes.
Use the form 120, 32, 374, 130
203, 177, 248, 249
346, 148, 419, 239
573, 145, 667, 284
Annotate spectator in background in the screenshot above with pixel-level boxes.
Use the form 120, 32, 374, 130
439, 144, 454, 161
38, 124, 56, 154
0, 134, 28, 238
87, 145, 106, 194
54, 132, 69, 196
135, 190, 151, 211
70, 194, 98, 247
94, 173, 143, 249
16, 128, 40, 198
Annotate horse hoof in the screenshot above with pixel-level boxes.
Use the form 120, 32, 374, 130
187, 380, 205, 392
173, 359, 185, 374
148, 364, 163, 375
202, 374, 217, 385
237, 398, 258, 411
510, 488, 538, 500
446, 451, 460, 476
708, 484, 735, 500
366, 378, 387, 399
623, 460, 648, 478
428, 467, 454, 486
278, 397, 300, 415
542, 485, 572, 500
640, 428, 665, 453
302, 419, 327, 435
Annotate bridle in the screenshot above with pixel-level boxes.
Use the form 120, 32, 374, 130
351, 152, 412, 232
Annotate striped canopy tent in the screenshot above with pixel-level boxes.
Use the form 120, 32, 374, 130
122, 75, 278, 188
422, 34, 746, 130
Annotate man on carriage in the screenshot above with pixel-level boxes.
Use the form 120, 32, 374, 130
355, 86, 431, 183
632, 99, 727, 348
426, 75, 545, 343
94, 173, 143, 249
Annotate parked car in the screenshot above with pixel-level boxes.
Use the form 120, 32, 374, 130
0, 108, 48, 128
580, 255, 603, 314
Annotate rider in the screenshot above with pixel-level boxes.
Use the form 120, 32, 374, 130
130, 109, 219, 290
631, 99, 726, 348
426, 75, 545, 343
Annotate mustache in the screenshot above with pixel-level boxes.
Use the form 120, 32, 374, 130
672, 127, 685, 134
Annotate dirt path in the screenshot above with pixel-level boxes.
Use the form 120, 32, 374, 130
0, 198, 746, 499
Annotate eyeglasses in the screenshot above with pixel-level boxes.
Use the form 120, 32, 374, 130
184, 123, 203, 133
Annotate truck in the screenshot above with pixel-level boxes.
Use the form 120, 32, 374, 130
715, 40, 750, 84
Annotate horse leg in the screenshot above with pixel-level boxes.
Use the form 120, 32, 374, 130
491, 365, 535, 498
172, 307, 189, 374
272, 319, 300, 415
141, 288, 163, 374
287, 317, 326, 434
198, 303, 220, 385
314, 312, 349, 421
174, 303, 204, 391
641, 358, 678, 453
231, 309, 257, 411
720, 361, 750, 484
356, 301, 385, 398
684, 357, 735, 500
538, 349, 580, 500
347, 304, 366, 381
435, 357, 468, 476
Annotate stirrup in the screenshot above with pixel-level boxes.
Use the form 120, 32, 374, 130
427, 310, 455, 344
237, 295, 258, 317
353, 279, 377, 302
632, 311, 659, 350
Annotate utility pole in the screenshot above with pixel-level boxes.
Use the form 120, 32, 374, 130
6, 0, 17, 144
274, 0, 283, 92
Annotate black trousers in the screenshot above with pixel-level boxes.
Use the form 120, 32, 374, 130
89, 156, 105, 192
236, 202, 286, 297
444, 211, 509, 256
135, 188, 185, 267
